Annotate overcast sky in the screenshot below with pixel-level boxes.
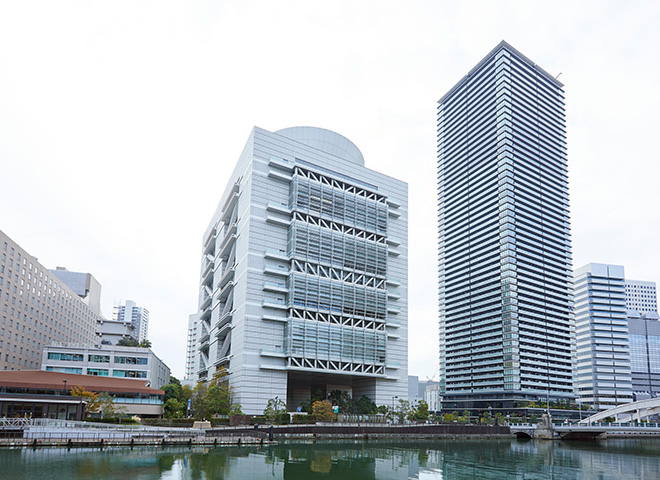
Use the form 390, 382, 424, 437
1, 1, 659, 381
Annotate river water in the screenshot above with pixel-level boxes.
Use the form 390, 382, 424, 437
1, 438, 659, 479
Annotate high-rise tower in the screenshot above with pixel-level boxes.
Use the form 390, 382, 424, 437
437, 41, 574, 411
195, 126, 408, 414
115, 300, 149, 343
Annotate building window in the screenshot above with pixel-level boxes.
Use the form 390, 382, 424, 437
112, 370, 147, 378
114, 356, 148, 365
47, 352, 84, 361
88, 354, 110, 363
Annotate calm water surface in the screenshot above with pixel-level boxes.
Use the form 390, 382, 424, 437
2, 439, 659, 479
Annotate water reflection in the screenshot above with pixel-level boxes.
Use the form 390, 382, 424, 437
2, 439, 659, 479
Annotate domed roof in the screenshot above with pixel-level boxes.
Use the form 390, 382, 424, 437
275, 126, 364, 166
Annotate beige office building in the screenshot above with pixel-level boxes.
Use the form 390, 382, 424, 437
0, 229, 99, 371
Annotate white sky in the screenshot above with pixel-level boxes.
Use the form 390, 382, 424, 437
1, 1, 659, 381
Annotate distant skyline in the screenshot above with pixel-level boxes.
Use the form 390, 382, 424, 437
1, 1, 659, 379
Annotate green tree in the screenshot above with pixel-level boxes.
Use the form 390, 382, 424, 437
194, 367, 241, 418
327, 389, 354, 414
395, 399, 412, 423
117, 337, 140, 347
301, 389, 325, 413
495, 412, 504, 425
191, 382, 209, 419
356, 395, 377, 414
443, 412, 457, 423
138, 339, 152, 348
162, 384, 181, 403
264, 397, 287, 423
164, 398, 185, 418
312, 400, 334, 422
414, 400, 430, 422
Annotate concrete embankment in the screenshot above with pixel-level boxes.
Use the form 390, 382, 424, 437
211, 423, 512, 440
0, 435, 270, 448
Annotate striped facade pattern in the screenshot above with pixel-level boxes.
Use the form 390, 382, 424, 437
437, 42, 574, 406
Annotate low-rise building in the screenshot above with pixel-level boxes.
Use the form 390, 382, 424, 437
0, 370, 164, 419
41, 344, 170, 389
96, 318, 136, 346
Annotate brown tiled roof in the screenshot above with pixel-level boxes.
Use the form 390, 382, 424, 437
0, 370, 164, 395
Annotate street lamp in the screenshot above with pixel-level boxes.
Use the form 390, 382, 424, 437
391, 396, 398, 424
62, 379, 68, 394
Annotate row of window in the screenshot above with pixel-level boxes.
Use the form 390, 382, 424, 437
291, 177, 388, 235
47, 352, 148, 365
288, 222, 387, 277
285, 318, 386, 365
289, 273, 387, 320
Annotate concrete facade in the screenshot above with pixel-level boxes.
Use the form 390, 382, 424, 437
41, 344, 170, 389
96, 317, 136, 346
194, 126, 408, 414
0, 229, 99, 372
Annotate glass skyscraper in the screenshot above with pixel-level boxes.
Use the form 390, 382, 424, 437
437, 41, 574, 410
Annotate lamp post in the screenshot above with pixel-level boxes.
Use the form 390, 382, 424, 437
62, 379, 68, 394
391, 396, 398, 424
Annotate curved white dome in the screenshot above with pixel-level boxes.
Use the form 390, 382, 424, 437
275, 126, 364, 166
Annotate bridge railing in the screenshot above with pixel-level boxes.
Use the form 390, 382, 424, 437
554, 422, 660, 429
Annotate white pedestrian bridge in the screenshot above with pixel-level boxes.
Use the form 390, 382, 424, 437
579, 397, 660, 424
510, 421, 660, 439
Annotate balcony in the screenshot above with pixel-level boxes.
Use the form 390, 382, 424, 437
203, 228, 216, 256
217, 309, 234, 330
200, 286, 213, 311
217, 226, 237, 260
220, 184, 240, 223
263, 298, 288, 310
263, 281, 288, 294
264, 266, 289, 277
387, 291, 401, 301
214, 355, 232, 367
217, 281, 235, 303
386, 319, 401, 328
218, 265, 236, 289
266, 201, 291, 215
388, 210, 401, 219
260, 347, 287, 358
387, 198, 401, 209
262, 314, 288, 323
387, 305, 401, 315
386, 237, 401, 247
386, 278, 401, 287
268, 156, 294, 171
266, 215, 291, 227
268, 170, 293, 183
264, 249, 289, 262
388, 248, 401, 257
216, 322, 231, 339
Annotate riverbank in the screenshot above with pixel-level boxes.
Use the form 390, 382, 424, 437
0, 435, 269, 448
